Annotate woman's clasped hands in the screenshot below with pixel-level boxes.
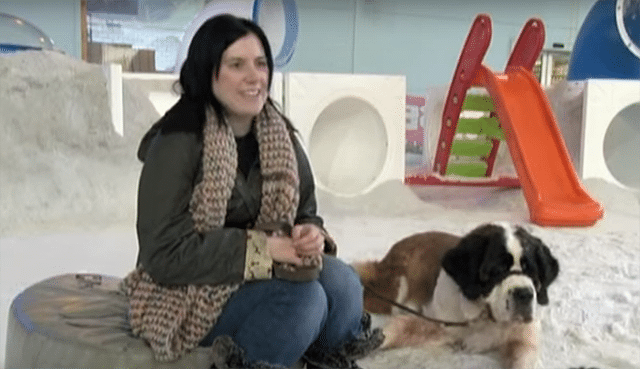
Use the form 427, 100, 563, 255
266, 223, 324, 266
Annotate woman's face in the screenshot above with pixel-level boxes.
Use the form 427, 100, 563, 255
213, 33, 269, 130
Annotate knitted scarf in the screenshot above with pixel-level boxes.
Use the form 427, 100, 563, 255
123, 102, 299, 362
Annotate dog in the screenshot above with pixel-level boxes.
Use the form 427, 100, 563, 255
354, 223, 559, 369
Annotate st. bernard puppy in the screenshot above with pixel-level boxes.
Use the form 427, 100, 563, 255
354, 223, 559, 369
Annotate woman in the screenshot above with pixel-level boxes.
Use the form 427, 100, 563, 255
123, 14, 383, 369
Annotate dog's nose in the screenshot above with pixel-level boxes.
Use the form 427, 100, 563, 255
511, 287, 534, 305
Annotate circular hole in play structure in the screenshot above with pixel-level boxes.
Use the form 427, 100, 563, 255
617, 0, 640, 58
308, 97, 388, 196
603, 103, 640, 189
174, 0, 298, 71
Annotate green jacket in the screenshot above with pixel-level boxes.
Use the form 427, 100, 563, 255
135, 98, 326, 286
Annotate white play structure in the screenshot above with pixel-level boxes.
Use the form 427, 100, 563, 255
284, 72, 406, 197
581, 79, 639, 190
562, 0, 640, 190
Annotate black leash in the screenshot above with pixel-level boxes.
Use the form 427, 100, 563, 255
363, 284, 473, 327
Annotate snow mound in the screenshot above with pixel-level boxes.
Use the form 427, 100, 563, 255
0, 51, 159, 235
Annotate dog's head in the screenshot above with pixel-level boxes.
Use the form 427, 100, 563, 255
441, 223, 559, 323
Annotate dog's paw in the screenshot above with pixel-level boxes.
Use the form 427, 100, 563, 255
381, 315, 446, 349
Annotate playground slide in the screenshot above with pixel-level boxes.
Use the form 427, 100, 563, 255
481, 65, 604, 226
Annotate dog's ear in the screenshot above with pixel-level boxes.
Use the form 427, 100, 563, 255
517, 227, 559, 305
442, 243, 484, 300
442, 225, 506, 300
531, 241, 559, 305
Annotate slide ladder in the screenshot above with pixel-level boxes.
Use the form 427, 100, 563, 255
408, 14, 604, 226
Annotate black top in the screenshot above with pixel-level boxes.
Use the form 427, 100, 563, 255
236, 131, 259, 178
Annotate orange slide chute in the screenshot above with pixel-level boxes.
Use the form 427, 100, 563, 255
478, 64, 604, 226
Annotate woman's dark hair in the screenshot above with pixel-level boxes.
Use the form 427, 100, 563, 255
178, 13, 288, 128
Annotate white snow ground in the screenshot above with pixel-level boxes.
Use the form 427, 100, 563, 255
1, 51, 639, 369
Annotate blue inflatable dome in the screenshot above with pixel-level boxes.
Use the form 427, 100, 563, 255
567, 0, 640, 80
0, 12, 54, 55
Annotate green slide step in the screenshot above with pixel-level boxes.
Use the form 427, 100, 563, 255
450, 139, 493, 156
462, 94, 495, 111
456, 117, 504, 139
446, 162, 488, 177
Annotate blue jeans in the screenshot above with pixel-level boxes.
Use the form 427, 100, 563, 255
200, 255, 364, 367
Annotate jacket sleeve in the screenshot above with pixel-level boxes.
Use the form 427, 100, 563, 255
136, 130, 252, 286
